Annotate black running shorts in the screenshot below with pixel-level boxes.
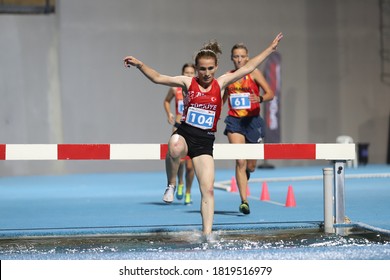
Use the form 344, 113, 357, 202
173, 122, 215, 159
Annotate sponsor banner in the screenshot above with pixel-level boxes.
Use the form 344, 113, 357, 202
263, 52, 281, 143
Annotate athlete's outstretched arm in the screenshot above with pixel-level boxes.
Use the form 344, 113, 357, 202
123, 56, 190, 88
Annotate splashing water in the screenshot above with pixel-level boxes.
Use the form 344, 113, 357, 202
1, 227, 390, 260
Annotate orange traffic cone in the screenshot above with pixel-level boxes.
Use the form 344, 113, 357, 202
285, 185, 296, 207
260, 181, 270, 201
246, 185, 251, 196
230, 176, 238, 192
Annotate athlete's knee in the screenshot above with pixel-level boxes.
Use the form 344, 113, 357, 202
235, 159, 246, 169
246, 161, 257, 172
246, 166, 256, 173
186, 166, 194, 175
200, 183, 214, 197
168, 134, 185, 158
205, 185, 214, 197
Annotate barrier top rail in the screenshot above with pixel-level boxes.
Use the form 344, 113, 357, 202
0, 143, 355, 161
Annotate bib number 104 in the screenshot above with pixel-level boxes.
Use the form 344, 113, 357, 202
186, 107, 215, 129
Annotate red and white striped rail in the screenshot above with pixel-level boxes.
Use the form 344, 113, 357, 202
0, 143, 355, 160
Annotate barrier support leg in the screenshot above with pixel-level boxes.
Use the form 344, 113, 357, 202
323, 167, 334, 233
334, 160, 346, 235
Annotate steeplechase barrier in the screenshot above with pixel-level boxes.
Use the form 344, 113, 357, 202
0, 143, 356, 234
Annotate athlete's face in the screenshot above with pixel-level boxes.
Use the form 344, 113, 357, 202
231, 48, 249, 69
183, 66, 196, 77
196, 57, 218, 86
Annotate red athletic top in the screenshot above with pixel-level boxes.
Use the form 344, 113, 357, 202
225, 72, 260, 117
182, 77, 222, 132
174, 87, 184, 115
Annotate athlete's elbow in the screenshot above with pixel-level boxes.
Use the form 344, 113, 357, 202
267, 90, 275, 100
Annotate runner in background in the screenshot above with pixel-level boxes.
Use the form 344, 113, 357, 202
223, 43, 274, 215
163, 63, 196, 205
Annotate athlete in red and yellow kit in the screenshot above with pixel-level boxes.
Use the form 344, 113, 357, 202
223, 43, 275, 215
124, 33, 283, 236
163, 63, 196, 205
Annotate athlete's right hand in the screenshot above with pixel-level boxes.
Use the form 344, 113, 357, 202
168, 112, 175, 125
123, 56, 143, 68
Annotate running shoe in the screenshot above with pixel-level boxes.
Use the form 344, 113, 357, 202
176, 184, 184, 200
163, 185, 175, 203
184, 193, 192, 205
239, 200, 250, 214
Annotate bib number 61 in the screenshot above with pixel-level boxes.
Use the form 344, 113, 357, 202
230, 93, 251, 109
